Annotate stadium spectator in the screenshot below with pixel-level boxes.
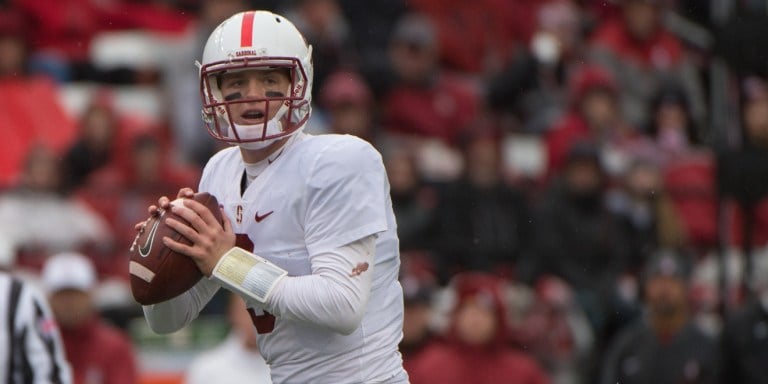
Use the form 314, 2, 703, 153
407, 272, 550, 384
382, 141, 438, 253
62, 91, 120, 192
430, 127, 532, 282
486, 0, 584, 134
318, 70, 377, 143
600, 250, 720, 384
587, 0, 706, 131
525, 141, 632, 347
545, 64, 653, 178
381, 12, 480, 147
185, 293, 271, 384
41, 252, 137, 384
512, 276, 595, 384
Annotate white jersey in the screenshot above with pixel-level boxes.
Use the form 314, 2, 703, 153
147, 133, 407, 383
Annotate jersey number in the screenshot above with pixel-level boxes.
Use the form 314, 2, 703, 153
237, 233, 276, 334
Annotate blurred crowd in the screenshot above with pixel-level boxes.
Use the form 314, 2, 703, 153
1, 0, 768, 383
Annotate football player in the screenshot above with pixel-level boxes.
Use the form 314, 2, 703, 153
140, 10, 408, 384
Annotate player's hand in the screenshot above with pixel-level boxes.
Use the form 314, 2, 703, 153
134, 188, 196, 232
162, 197, 235, 277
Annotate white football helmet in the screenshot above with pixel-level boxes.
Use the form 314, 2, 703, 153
199, 11, 313, 149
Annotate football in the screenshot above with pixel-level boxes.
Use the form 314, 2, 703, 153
129, 192, 223, 305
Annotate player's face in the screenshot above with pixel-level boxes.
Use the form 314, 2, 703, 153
219, 68, 292, 125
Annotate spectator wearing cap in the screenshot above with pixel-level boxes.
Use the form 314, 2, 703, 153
381, 12, 480, 147
319, 70, 377, 143
407, 272, 550, 384
600, 250, 720, 384
42, 252, 137, 384
720, 250, 768, 384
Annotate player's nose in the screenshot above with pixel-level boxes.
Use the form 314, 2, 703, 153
243, 79, 268, 99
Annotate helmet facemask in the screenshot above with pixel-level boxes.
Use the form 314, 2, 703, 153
200, 56, 311, 150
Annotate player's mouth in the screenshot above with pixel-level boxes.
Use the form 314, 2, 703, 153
241, 109, 266, 122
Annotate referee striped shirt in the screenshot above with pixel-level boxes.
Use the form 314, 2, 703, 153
0, 272, 72, 384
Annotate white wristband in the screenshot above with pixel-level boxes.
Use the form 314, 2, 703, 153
211, 247, 287, 303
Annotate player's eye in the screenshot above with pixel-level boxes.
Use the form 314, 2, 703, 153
222, 78, 244, 89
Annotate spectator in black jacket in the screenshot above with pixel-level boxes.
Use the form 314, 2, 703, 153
600, 249, 720, 384
430, 128, 532, 282
525, 141, 632, 344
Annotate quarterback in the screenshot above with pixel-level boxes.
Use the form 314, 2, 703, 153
140, 10, 408, 384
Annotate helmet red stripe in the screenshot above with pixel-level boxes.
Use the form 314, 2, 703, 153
240, 11, 255, 47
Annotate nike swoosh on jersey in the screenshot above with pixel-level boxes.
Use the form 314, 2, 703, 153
255, 211, 274, 223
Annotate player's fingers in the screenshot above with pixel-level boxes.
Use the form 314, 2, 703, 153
182, 199, 222, 230
158, 196, 172, 210
162, 234, 214, 276
165, 217, 200, 243
169, 203, 209, 235
162, 236, 198, 260
176, 188, 195, 199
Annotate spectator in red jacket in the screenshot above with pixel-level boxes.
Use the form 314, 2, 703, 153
407, 272, 550, 384
41, 252, 137, 384
381, 12, 480, 147
545, 64, 651, 179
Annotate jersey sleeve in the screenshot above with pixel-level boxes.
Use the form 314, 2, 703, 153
142, 277, 220, 334
303, 138, 389, 256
